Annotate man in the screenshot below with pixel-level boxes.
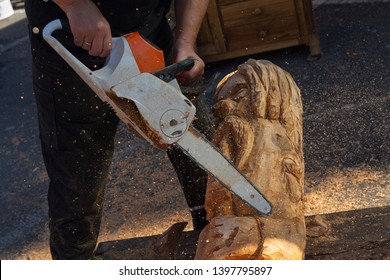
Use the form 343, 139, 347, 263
24, 0, 210, 259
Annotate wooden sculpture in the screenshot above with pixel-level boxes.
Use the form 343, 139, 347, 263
195, 59, 305, 260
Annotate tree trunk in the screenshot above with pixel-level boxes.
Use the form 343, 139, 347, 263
195, 59, 306, 260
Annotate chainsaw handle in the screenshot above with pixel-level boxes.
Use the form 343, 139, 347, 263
42, 19, 141, 95
42, 19, 95, 82
174, 58, 195, 73
153, 58, 195, 83
59, 18, 72, 33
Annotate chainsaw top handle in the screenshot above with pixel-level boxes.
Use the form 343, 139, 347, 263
153, 58, 195, 83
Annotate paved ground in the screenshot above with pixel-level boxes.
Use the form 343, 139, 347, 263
0, 0, 389, 259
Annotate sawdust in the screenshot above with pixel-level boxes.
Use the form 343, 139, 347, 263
305, 166, 390, 215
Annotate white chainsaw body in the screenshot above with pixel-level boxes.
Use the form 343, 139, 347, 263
42, 19, 272, 215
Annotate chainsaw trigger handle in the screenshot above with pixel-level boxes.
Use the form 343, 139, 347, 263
153, 58, 195, 83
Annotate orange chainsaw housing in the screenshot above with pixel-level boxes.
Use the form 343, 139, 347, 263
124, 32, 165, 73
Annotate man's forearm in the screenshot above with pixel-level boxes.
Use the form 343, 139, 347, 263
174, 0, 209, 47
52, 0, 89, 13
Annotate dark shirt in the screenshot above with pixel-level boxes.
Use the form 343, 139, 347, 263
25, 0, 172, 36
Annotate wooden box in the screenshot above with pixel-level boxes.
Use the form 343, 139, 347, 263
196, 0, 321, 62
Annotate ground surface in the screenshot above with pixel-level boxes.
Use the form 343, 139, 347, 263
0, 0, 389, 259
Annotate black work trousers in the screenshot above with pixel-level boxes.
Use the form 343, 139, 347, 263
30, 19, 208, 260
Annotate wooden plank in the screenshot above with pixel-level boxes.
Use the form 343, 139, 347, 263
95, 206, 390, 260
196, 0, 321, 62
299, 0, 322, 57
196, 0, 227, 57
305, 206, 390, 260
224, 15, 300, 50
200, 39, 301, 63
219, 0, 296, 28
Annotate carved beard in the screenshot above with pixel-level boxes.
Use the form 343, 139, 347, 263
204, 112, 256, 218
212, 98, 304, 211
211, 113, 254, 172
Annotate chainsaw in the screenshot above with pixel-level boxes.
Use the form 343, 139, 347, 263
42, 19, 272, 215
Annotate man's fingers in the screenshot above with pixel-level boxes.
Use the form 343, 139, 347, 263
76, 33, 112, 57
74, 37, 82, 47
76, 35, 111, 58
88, 37, 103, 57
98, 36, 113, 58
82, 40, 93, 50
177, 58, 205, 84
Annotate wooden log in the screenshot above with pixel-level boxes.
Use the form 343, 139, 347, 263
305, 206, 390, 260
194, 59, 305, 260
186, 206, 390, 260
94, 206, 390, 260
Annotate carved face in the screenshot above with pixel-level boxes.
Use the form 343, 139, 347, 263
213, 71, 253, 120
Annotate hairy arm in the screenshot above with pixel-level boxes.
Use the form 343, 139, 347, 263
174, 0, 209, 83
52, 0, 112, 57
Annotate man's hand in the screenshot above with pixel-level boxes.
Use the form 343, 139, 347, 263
174, 0, 209, 85
53, 0, 112, 57
174, 41, 205, 85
